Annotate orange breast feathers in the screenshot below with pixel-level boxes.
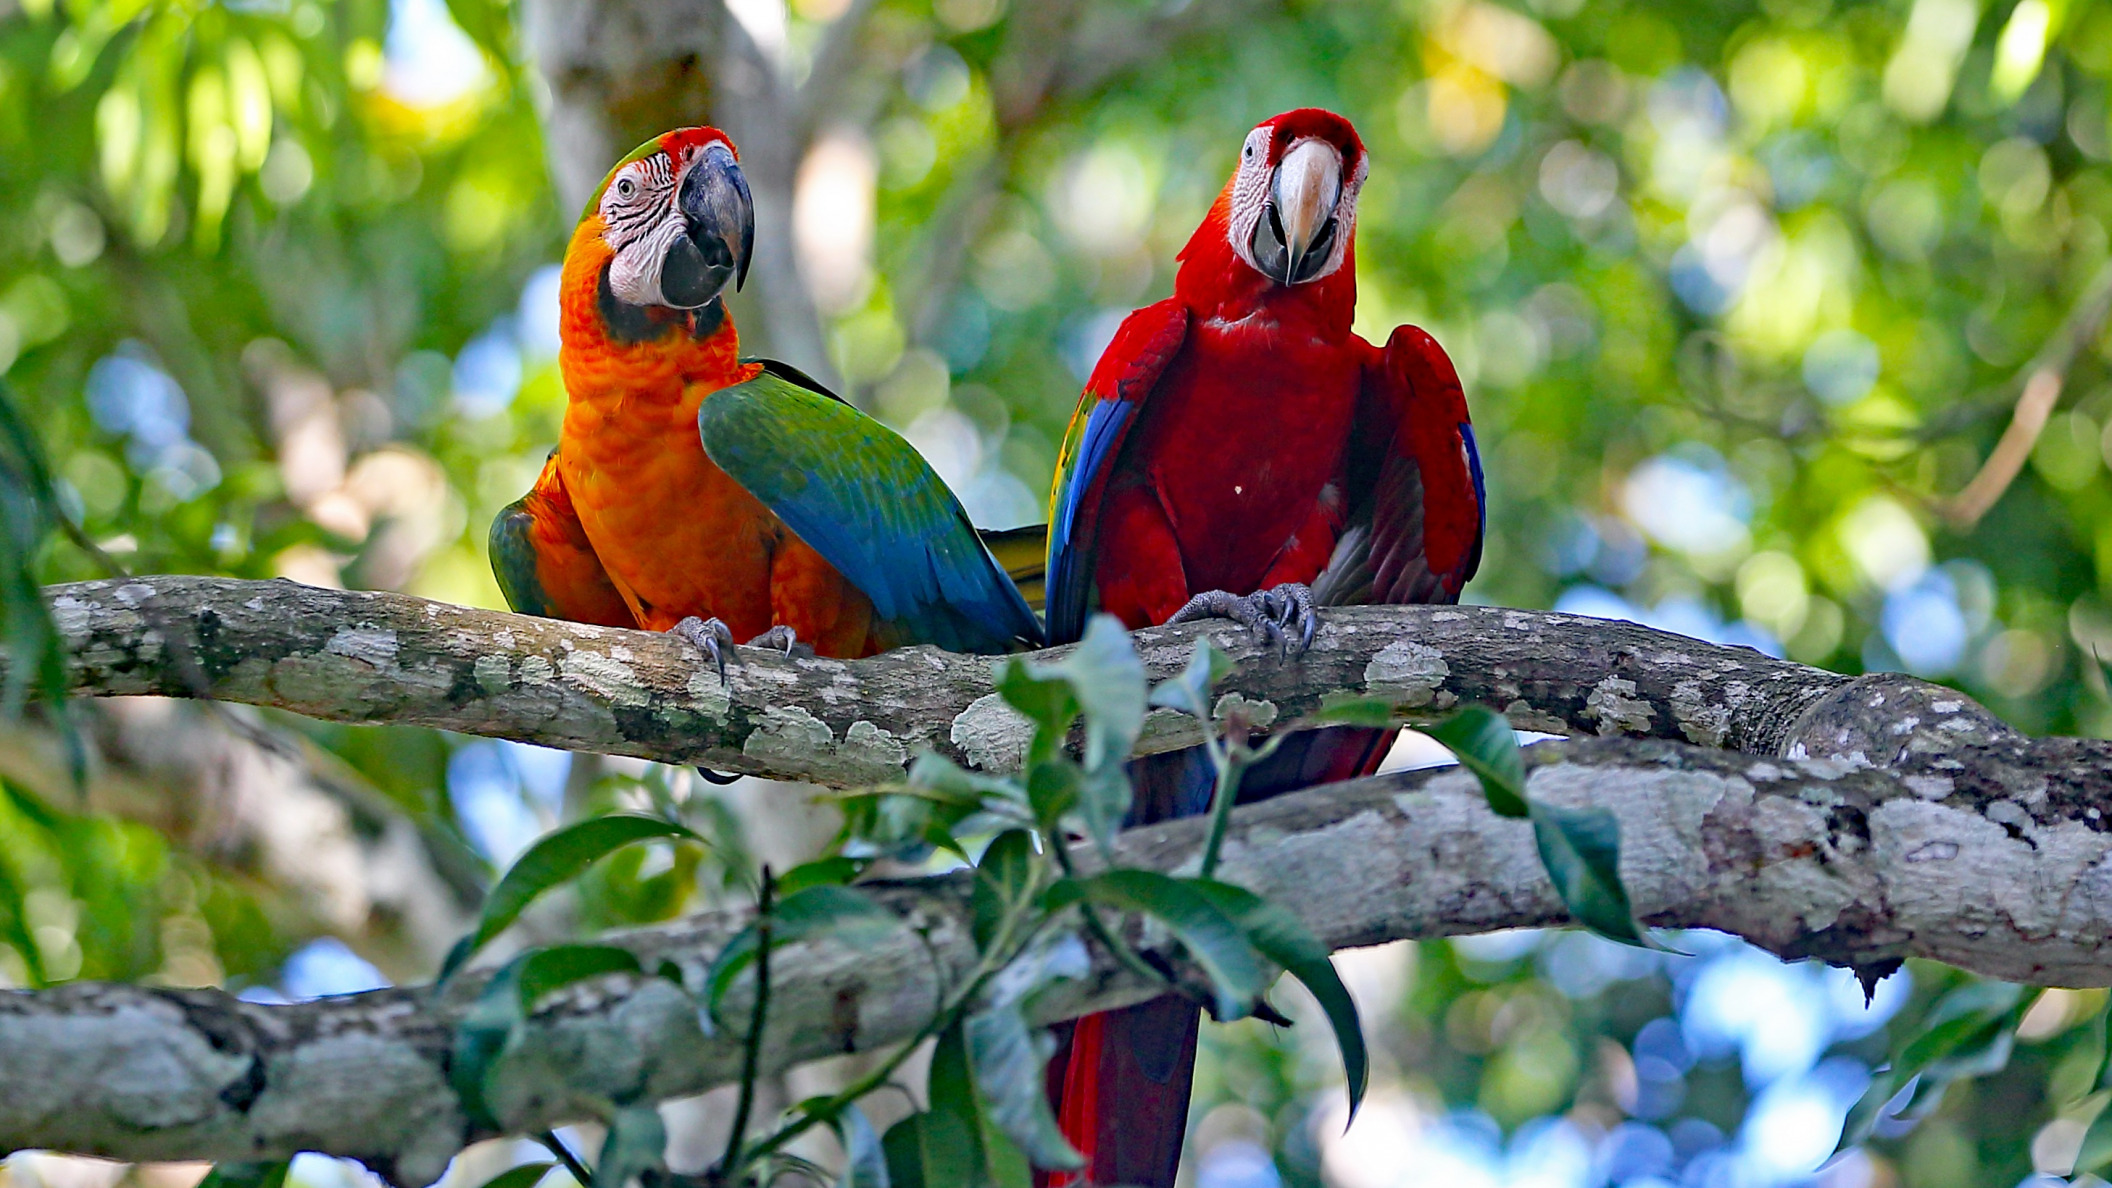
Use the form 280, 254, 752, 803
551, 215, 880, 656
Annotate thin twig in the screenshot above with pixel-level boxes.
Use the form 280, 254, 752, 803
537, 1130, 593, 1186
720, 866, 775, 1178
1940, 259, 2112, 530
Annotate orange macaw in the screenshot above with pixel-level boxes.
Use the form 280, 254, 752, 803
490, 127, 1041, 669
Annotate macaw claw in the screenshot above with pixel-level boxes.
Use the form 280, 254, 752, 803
1168, 582, 1318, 655
669, 615, 736, 686
745, 624, 815, 660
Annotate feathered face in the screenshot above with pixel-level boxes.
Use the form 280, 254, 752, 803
1225, 109, 1369, 287
593, 128, 754, 310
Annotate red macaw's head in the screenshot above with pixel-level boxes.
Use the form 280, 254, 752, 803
1222, 109, 1369, 288
577, 126, 754, 313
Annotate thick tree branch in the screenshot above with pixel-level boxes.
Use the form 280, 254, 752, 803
35, 576, 2018, 789
4, 731, 2108, 1180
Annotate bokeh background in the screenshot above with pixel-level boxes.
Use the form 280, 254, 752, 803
3, 0, 2112, 1186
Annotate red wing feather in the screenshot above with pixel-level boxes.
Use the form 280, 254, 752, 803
1332, 324, 1483, 606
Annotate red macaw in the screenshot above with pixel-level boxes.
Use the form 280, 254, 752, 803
1039, 109, 1484, 1187
490, 127, 1041, 668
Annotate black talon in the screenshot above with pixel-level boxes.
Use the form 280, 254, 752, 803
669, 615, 736, 686
696, 767, 743, 785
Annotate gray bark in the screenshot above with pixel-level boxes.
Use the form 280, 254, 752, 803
3, 732, 2109, 1181
7, 575, 2107, 1178
36, 575, 2018, 783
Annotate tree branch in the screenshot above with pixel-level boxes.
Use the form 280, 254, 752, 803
34, 576, 2021, 790
3, 728, 2107, 1179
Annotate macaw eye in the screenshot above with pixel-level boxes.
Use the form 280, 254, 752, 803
1244, 144, 1254, 160
615, 177, 637, 199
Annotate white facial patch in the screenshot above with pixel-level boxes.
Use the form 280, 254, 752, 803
599, 149, 689, 307
1226, 129, 1369, 285
1227, 126, 1274, 272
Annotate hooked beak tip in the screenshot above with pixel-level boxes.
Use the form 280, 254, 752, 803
679, 143, 755, 298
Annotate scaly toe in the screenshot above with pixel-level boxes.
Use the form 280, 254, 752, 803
669, 615, 736, 686
745, 625, 804, 659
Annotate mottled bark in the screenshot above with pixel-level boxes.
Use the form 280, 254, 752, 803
5, 733, 2111, 1180
34, 576, 2014, 786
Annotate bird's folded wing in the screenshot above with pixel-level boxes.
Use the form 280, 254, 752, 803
697, 364, 1044, 654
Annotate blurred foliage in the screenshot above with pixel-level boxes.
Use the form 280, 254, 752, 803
3, 0, 2112, 1184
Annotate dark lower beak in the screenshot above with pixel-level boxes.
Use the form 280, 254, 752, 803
1249, 201, 1339, 287
662, 142, 754, 308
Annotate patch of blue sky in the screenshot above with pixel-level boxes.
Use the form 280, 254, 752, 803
84, 344, 222, 499
518, 265, 565, 361
1880, 569, 1971, 677
454, 318, 525, 418
1553, 586, 1782, 657
279, 937, 390, 1000
450, 739, 570, 865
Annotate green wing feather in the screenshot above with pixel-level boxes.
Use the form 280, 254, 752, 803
697, 366, 1044, 653
490, 495, 557, 618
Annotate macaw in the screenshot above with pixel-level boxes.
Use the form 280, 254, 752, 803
1038, 109, 1484, 1188
488, 126, 1042, 666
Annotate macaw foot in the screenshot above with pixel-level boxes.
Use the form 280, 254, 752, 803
745, 624, 815, 660
671, 617, 743, 785
669, 615, 736, 686
1168, 582, 1318, 655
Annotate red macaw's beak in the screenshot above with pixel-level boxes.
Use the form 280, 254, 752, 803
1250, 138, 1343, 287
661, 142, 755, 308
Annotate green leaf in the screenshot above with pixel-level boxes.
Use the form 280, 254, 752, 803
196, 1163, 290, 1188
965, 934, 1090, 1172
1047, 870, 1266, 1020
836, 1104, 892, 1188
515, 944, 642, 1012
1528, 800, 1658, 949
972, 829, 1038, 952
992, 662, 1080, 761
1840, 981, 2029, 1148
474, 1163, 555, 1188
1147, 637, 1236, 720
447, 814, 703, 978
779, 856, 863, 897
1022, 761, 1081, 834
1186, 881, 1368, 1121
1001, 613, 1145, 769
593, 1103, 668, 1188
1306, 694, 1402, 730
908, 753, 1024, 806
1050, 615, 1147, 773
451, 954, 533, 1128
2075, 1094, 2112, 1177
881, 1114, 929, 1188
923, 1019, 990, 1188
1425, 706, 1528, 818
706, 885, 902, 1022
2088, 997, 2112, 1096
0, 381, 86, 784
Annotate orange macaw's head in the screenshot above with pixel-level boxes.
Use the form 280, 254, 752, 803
562, 126, 755, 345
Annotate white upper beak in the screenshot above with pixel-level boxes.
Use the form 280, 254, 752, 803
1273, 138, 1343, 270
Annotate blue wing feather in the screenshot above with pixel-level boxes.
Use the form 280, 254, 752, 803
1044, 301, 1187, 645
1045, 397, 1136, 645
697, 368, 1043, 654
